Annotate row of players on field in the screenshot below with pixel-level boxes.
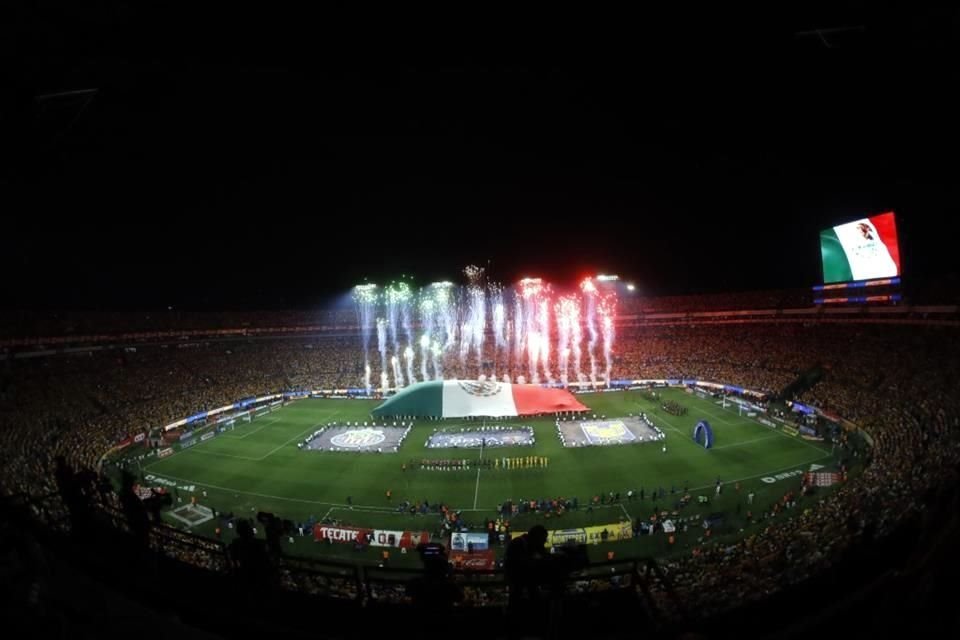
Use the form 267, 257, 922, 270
413, 456, 550, 470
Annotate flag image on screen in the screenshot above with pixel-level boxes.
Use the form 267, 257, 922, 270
820, 212, 901, 283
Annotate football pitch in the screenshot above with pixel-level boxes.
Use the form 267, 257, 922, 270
138, 388, 837, 564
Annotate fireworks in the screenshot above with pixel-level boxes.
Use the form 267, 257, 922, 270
581, 277, 599, 385
391, 354, 404, 388
376, 318, 389, 392
490, 284, 506, 378
599, 292, 617, 385
353, 284, 378, 392
403, 346, 415, 390
515, 278, 552, 383
462, 266, 487, 369
385, 282, 412, 367
428, 281, 456, 352
355, 271, 620, 390
555, 295, 581, 384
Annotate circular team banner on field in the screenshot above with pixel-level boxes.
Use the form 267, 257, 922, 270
330, 428, 387, 449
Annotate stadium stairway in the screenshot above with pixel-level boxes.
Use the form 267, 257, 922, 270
777, 364, 824, 401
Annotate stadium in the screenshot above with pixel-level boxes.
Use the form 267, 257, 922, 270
4, 267, 959, 637
5, 10, 960, 639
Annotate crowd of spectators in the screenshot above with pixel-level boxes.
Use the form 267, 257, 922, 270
0, 337, 362, 497
619, 289, 809, 315
644, 323, 960, 621
0, 309, 356, 343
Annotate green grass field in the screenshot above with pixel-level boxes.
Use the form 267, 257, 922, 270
136, 388, 840, 565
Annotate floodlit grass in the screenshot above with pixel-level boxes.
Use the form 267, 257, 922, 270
136, 388, 837, 565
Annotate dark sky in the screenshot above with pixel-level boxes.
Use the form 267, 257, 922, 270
4, 5, 959, 310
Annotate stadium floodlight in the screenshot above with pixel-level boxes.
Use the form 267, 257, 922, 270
596, 274, 619, 282
627, 284, 636, 291
354, 283, 378, 291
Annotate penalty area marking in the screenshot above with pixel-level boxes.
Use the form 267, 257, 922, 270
220, 416, 282, 439
257, 412, 341, 460
144, 411, 342, 470
189, 449, 264, 462
648, 406, 820, 455
711, 402, 832, 455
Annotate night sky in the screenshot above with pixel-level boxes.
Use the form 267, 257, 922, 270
4, 6, 959, 310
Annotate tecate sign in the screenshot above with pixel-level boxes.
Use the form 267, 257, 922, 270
318, 527, 363, 543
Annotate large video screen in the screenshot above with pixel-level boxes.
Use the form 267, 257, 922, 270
820, 212, 901, 283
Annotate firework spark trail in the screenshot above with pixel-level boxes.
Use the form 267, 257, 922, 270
353, 285, 377, 392
401, 305, 413, 382
555, 296, 580, 384
386, 291, 400, 356
491, 287, 506, 348
458, 320, 471, 364
385, 283, 413, 383
431, 341, 443, 380
581, 277, 599, 385
519, 278, 551, 384
418, 294, 435, 381
571, 300, 584, 381
425, 282, 456, 352
419, 335, 431, 382
422, 282, 454, 378
404, 346, 415, 389
503, 317, 513, 381
391, 355, 404, 389
376, 318, 389, 392
557, 307, 570, 385
600, 292, 617, 385
538, 298, 552, 382
401, 300, 413, 348
512, 296, 524, 381
470, 288, 486, 370
519, 279, 535, 382
527, 330, 539, 384
491, 286, 506, 378
462, 266, 487, 373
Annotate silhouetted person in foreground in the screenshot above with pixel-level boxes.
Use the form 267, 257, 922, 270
505, 524, 588, 639
505, 524, 549, 608
229, 519, 278, 600
408, 542, 461, 616
53, 456, 96, 539
260, 512, 284, 558
118, 470, 150, 546
0, 495, 56, 637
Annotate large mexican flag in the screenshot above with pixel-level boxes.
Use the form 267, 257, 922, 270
372, 379, 589, 418
820, 212, 901, 283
